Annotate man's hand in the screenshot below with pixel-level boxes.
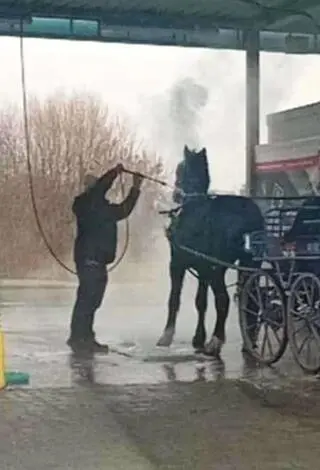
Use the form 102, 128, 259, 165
133, 173, 144, 190
115, 163, 124, 174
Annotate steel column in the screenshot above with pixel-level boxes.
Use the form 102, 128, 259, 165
245, 29, 260, 196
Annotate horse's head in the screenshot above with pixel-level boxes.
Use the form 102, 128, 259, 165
183, 145, 207, 168
183, 145, 210, 193
173, 145, 210, 203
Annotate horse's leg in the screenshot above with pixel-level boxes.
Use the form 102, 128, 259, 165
192, 279, 208, 349
157, 260, 186, 347
205, 268, 229, 357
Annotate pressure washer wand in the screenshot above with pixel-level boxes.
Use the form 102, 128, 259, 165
122, 168, 168, 187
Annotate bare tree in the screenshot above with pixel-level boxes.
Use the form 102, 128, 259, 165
0, 92, 165, 279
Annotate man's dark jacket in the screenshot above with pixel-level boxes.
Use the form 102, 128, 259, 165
73, 168, 140, 265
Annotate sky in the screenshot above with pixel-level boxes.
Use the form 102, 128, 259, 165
1, 36, 320, 192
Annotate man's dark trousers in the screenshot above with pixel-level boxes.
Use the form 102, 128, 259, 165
70, 259, 107, 342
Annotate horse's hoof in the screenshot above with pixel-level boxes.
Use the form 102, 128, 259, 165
241, 343, 257, 354
192, 336, 206, 350
204, 336, 224, 358
156, 328, 175, 347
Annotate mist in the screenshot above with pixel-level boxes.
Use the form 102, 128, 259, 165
134, 49, 320, 193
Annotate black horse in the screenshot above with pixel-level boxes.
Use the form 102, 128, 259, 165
158, 145, 211, 350
157, 146, 264, 357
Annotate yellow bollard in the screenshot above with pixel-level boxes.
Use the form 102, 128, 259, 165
0, 328, 6, 389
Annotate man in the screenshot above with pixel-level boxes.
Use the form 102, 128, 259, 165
67, 163, 143, 353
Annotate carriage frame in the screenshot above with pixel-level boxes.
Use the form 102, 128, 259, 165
238, 195, 320, 374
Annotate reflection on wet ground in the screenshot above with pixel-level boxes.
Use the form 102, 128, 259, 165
0, 277, 310, 389
1, 279, 320, 469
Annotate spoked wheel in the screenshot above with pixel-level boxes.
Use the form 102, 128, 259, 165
287, 273, 320, 374
239, 270, 288, 365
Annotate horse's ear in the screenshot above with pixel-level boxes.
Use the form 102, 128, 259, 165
183, 145, 189, 158
199, 147, 207, 158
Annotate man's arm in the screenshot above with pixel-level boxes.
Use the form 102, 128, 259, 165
108, 187, 141, 221
108, 173, 143, 221
92, 164, 123, 196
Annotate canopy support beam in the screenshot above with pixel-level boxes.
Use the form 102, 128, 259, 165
245, 29, 260, 196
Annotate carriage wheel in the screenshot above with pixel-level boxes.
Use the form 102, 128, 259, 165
239, 270, 288, 365
287, 273, 320, 374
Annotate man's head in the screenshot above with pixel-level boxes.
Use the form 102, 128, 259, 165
83, 173, 98, 191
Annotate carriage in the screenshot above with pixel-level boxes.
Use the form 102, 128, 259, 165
239, 195, 320, 374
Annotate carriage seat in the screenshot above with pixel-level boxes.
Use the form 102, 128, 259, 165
283, 197, 320, 244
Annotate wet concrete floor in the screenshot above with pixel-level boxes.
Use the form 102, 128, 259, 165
1, 274, 320, 469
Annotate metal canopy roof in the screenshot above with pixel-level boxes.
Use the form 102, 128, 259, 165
0, 0, 320, 34
1, 1, 320, 53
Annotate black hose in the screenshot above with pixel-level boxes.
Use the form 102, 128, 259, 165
19, 31, 129, 276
